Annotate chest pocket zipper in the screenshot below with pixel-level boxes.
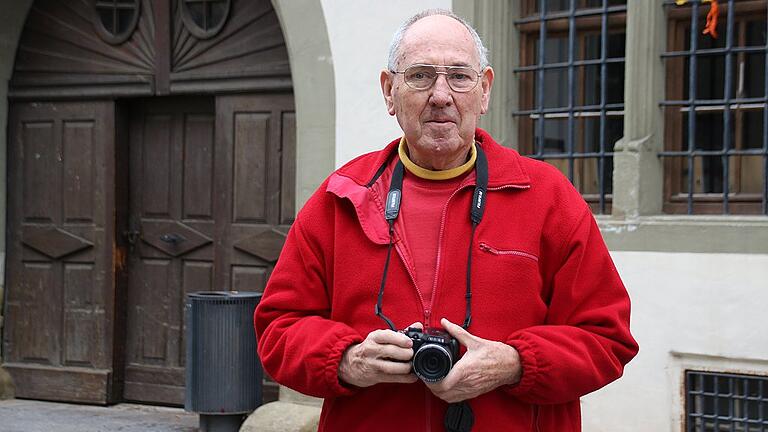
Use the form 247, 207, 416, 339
478, 242, 539, 262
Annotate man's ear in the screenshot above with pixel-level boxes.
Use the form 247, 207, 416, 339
479, 66, 495, 115
380, 69, 396, 116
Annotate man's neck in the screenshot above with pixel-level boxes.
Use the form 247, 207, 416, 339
399, 138, 477, 180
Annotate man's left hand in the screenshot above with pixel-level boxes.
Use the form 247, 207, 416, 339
425, 318, 523, 403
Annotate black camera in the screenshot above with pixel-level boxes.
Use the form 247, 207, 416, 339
403, 327, 460, 382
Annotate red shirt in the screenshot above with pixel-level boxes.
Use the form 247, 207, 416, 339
399, 172, 469, 312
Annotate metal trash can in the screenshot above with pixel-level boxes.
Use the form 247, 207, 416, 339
185, 291, 263, 432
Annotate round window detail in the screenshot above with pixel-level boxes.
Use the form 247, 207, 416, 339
181, 0, 231, 39
93, 0, 140, 45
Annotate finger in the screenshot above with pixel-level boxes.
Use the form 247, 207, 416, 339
371, 359, 414, 376
380, 373, 419, 385
370, 329, 413, 347
440, 318, 478, 348
377, 344, 414, 362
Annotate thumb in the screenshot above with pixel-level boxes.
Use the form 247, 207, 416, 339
440, 318, 478, 348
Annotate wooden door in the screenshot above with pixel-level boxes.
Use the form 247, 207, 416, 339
215, 94, 296, 403
3, 101, 118, 404
124, 97, 217, 404
124, 94, 295, 405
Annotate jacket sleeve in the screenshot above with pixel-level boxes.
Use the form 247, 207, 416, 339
504, 210, 638, 404
254, 211, 363, 399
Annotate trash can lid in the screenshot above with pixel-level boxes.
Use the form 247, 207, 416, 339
187, 291, 262, 299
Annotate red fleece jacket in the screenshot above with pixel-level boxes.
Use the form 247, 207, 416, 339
255, 129, 638, 431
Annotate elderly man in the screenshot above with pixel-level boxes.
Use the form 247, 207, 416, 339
255, 9, 637, 432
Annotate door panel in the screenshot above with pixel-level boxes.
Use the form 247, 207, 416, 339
216, 94, 295, 402
3, 101, 117, 404
124, 94, 294, 405
124, 98, 215, 405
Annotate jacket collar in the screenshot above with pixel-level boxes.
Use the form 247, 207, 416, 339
326, 129, 531, 245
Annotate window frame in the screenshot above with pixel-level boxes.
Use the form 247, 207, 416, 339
515, 0, 628, 214
180, 0, 231, 39
685, 370, 768, 431
460, 0, 768, 255
93, 0, 141, 45
661, 0, 768, 215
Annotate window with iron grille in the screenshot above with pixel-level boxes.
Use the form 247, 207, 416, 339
686, 370, 768, 432
662, 0, 768, 215
514, 0, 627, 214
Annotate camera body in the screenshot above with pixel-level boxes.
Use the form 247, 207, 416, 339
403, 327, 460, 382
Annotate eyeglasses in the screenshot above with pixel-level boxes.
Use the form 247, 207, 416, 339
390, 64, 482, 93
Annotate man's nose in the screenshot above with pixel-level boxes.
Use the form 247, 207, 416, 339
429, 74, 453, 107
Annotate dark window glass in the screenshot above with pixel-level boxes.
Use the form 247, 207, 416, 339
182, 0, 230, 39
686, 371, 768, 432
515, 2, 627, 213
528, 0, 627, 15
662, 2, 768, 214
94, 0, 139, 44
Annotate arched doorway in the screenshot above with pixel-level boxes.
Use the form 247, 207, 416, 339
3, 0, 293, 405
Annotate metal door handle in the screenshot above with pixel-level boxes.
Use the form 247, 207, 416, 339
160, 233, 185, 244
123, 229, 141, 246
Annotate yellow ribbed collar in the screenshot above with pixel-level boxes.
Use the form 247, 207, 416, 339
398, 137, 476, 180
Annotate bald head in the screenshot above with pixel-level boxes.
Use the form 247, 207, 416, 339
387, 9, 489, 71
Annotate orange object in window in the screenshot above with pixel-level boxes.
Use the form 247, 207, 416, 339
702, 0, 719, 38
675, 0, 719, 39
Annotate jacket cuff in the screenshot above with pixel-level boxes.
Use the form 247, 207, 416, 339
324, 333, 364, 397
504, 335, 540, 397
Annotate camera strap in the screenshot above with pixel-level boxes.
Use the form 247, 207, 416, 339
375, 145, 488, 331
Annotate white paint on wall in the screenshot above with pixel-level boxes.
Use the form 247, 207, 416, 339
582, 251, 768, 432
320, 0, 451, 168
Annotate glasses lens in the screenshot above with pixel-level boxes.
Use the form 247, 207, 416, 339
404, 65, 437, 89
447, 67, 478, 91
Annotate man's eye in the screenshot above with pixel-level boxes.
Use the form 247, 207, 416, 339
450, 73, 470, 81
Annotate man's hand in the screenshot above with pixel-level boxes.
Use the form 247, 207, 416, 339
338, 325, 421, 388
425, 318, 522, 403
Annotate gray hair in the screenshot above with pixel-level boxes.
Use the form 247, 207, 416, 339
387, 9, 489, 71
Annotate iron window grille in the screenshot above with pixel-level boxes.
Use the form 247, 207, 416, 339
661, 0, 768, 215
514, 0, 627, 214
93, 0, 140, 45
181, 0, 231, 39
686, 370, 768, 432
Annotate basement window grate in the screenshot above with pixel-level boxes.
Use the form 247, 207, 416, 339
686, 370, 768, 432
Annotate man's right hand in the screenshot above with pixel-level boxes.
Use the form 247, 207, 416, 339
338, 328, 418, 387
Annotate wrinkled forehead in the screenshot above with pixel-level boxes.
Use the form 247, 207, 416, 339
396, 15, 479, 69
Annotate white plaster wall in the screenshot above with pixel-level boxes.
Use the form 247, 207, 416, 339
583, 251, 768, 432
320, 0, 451, 167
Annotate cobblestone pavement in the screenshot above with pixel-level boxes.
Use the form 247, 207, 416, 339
0, 399, 199, 432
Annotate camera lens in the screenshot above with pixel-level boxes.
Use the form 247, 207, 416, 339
413, 344, 453, 382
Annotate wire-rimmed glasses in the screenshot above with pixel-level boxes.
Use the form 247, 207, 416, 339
390, 64, 483, 92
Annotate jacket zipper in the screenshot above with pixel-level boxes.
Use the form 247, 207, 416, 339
429, 184, 472, 327
393, 238, 429, 324
416, 181, 529, 432
478, 242, 539, 262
